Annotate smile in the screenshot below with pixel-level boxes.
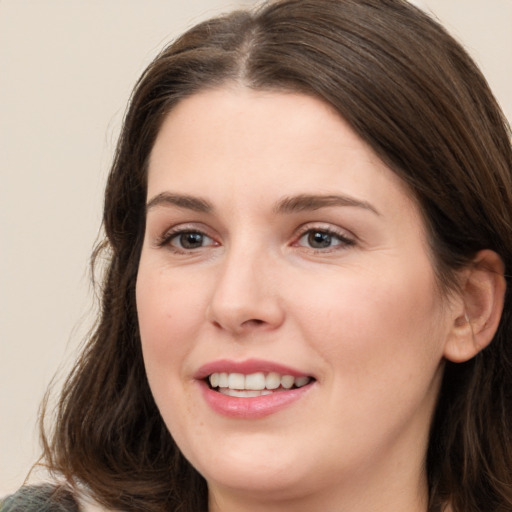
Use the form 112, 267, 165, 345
208, 372, 313, 397
196, 359, 316, 418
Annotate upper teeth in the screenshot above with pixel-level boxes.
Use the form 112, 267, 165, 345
209, 372, 311, 390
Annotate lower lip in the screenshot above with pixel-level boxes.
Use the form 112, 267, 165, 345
199, 382, 313, 419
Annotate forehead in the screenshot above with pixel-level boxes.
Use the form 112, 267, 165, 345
147, 87, 417, 218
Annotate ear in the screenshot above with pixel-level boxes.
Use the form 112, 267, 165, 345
444, 250, 506, 363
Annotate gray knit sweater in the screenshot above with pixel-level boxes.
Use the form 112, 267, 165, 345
0, 484, 79, 512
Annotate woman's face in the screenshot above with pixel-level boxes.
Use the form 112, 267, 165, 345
136, 87, 458, 509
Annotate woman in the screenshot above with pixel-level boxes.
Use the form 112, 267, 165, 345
3, 0, 511, 511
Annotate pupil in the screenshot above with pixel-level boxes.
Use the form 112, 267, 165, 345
181, 232, 203, 248
308, 231, 331, 248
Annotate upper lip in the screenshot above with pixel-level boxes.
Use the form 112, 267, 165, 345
194, 358, 313, 380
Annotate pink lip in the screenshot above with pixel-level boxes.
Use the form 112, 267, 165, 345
198, 381, 314, 419
194, 358, 310, 380
194, 358, 315, 419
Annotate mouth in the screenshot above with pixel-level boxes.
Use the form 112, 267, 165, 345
206, 372, 314, 397
197, 360, 316, 418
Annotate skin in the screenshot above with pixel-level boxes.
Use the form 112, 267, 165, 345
136, 86, 464, 512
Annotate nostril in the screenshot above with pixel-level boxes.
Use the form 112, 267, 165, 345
241, 319, 265, 327
212, 320, 223, 329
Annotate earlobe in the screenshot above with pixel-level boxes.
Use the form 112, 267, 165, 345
444, 250, 506, 363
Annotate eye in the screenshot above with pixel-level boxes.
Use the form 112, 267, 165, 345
167, 230, 216, 250
296, 228, 354, 250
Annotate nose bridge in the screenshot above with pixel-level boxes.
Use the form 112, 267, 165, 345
207, 233, 284, 333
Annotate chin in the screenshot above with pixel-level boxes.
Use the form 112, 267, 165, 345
185, 434, 316, 498
204, 464, 316, 504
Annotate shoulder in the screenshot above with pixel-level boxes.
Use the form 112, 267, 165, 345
0, 484, 80, 512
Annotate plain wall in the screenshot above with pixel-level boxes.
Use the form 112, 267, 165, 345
1, 0, 511, 494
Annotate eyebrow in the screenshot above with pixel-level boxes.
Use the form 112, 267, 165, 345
145, 192, 379, 216
274, 194, 380, 216
146, 192, 212, 213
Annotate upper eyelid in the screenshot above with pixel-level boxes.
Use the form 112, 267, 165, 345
294, 222, 355, 239
161, 223, 352, 237
153, 223, 215, 247
167, 224, 208, 233
161, 222, 214, 237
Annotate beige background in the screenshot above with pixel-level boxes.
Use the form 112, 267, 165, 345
1, 0, 511, 494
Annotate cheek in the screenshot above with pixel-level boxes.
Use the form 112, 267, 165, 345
135, 262, 209, 444
136, 261, 202, 389
288, 263, 448, 462
292, 262, 447, 381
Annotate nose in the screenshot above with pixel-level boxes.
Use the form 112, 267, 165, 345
206, 245, 285, 336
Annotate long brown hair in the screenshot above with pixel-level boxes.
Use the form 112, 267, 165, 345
41, 1, 512, 510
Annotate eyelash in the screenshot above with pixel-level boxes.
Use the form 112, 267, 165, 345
156, 227, 217, 253
156, 225, 355, 254
294, 225, 355, 252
